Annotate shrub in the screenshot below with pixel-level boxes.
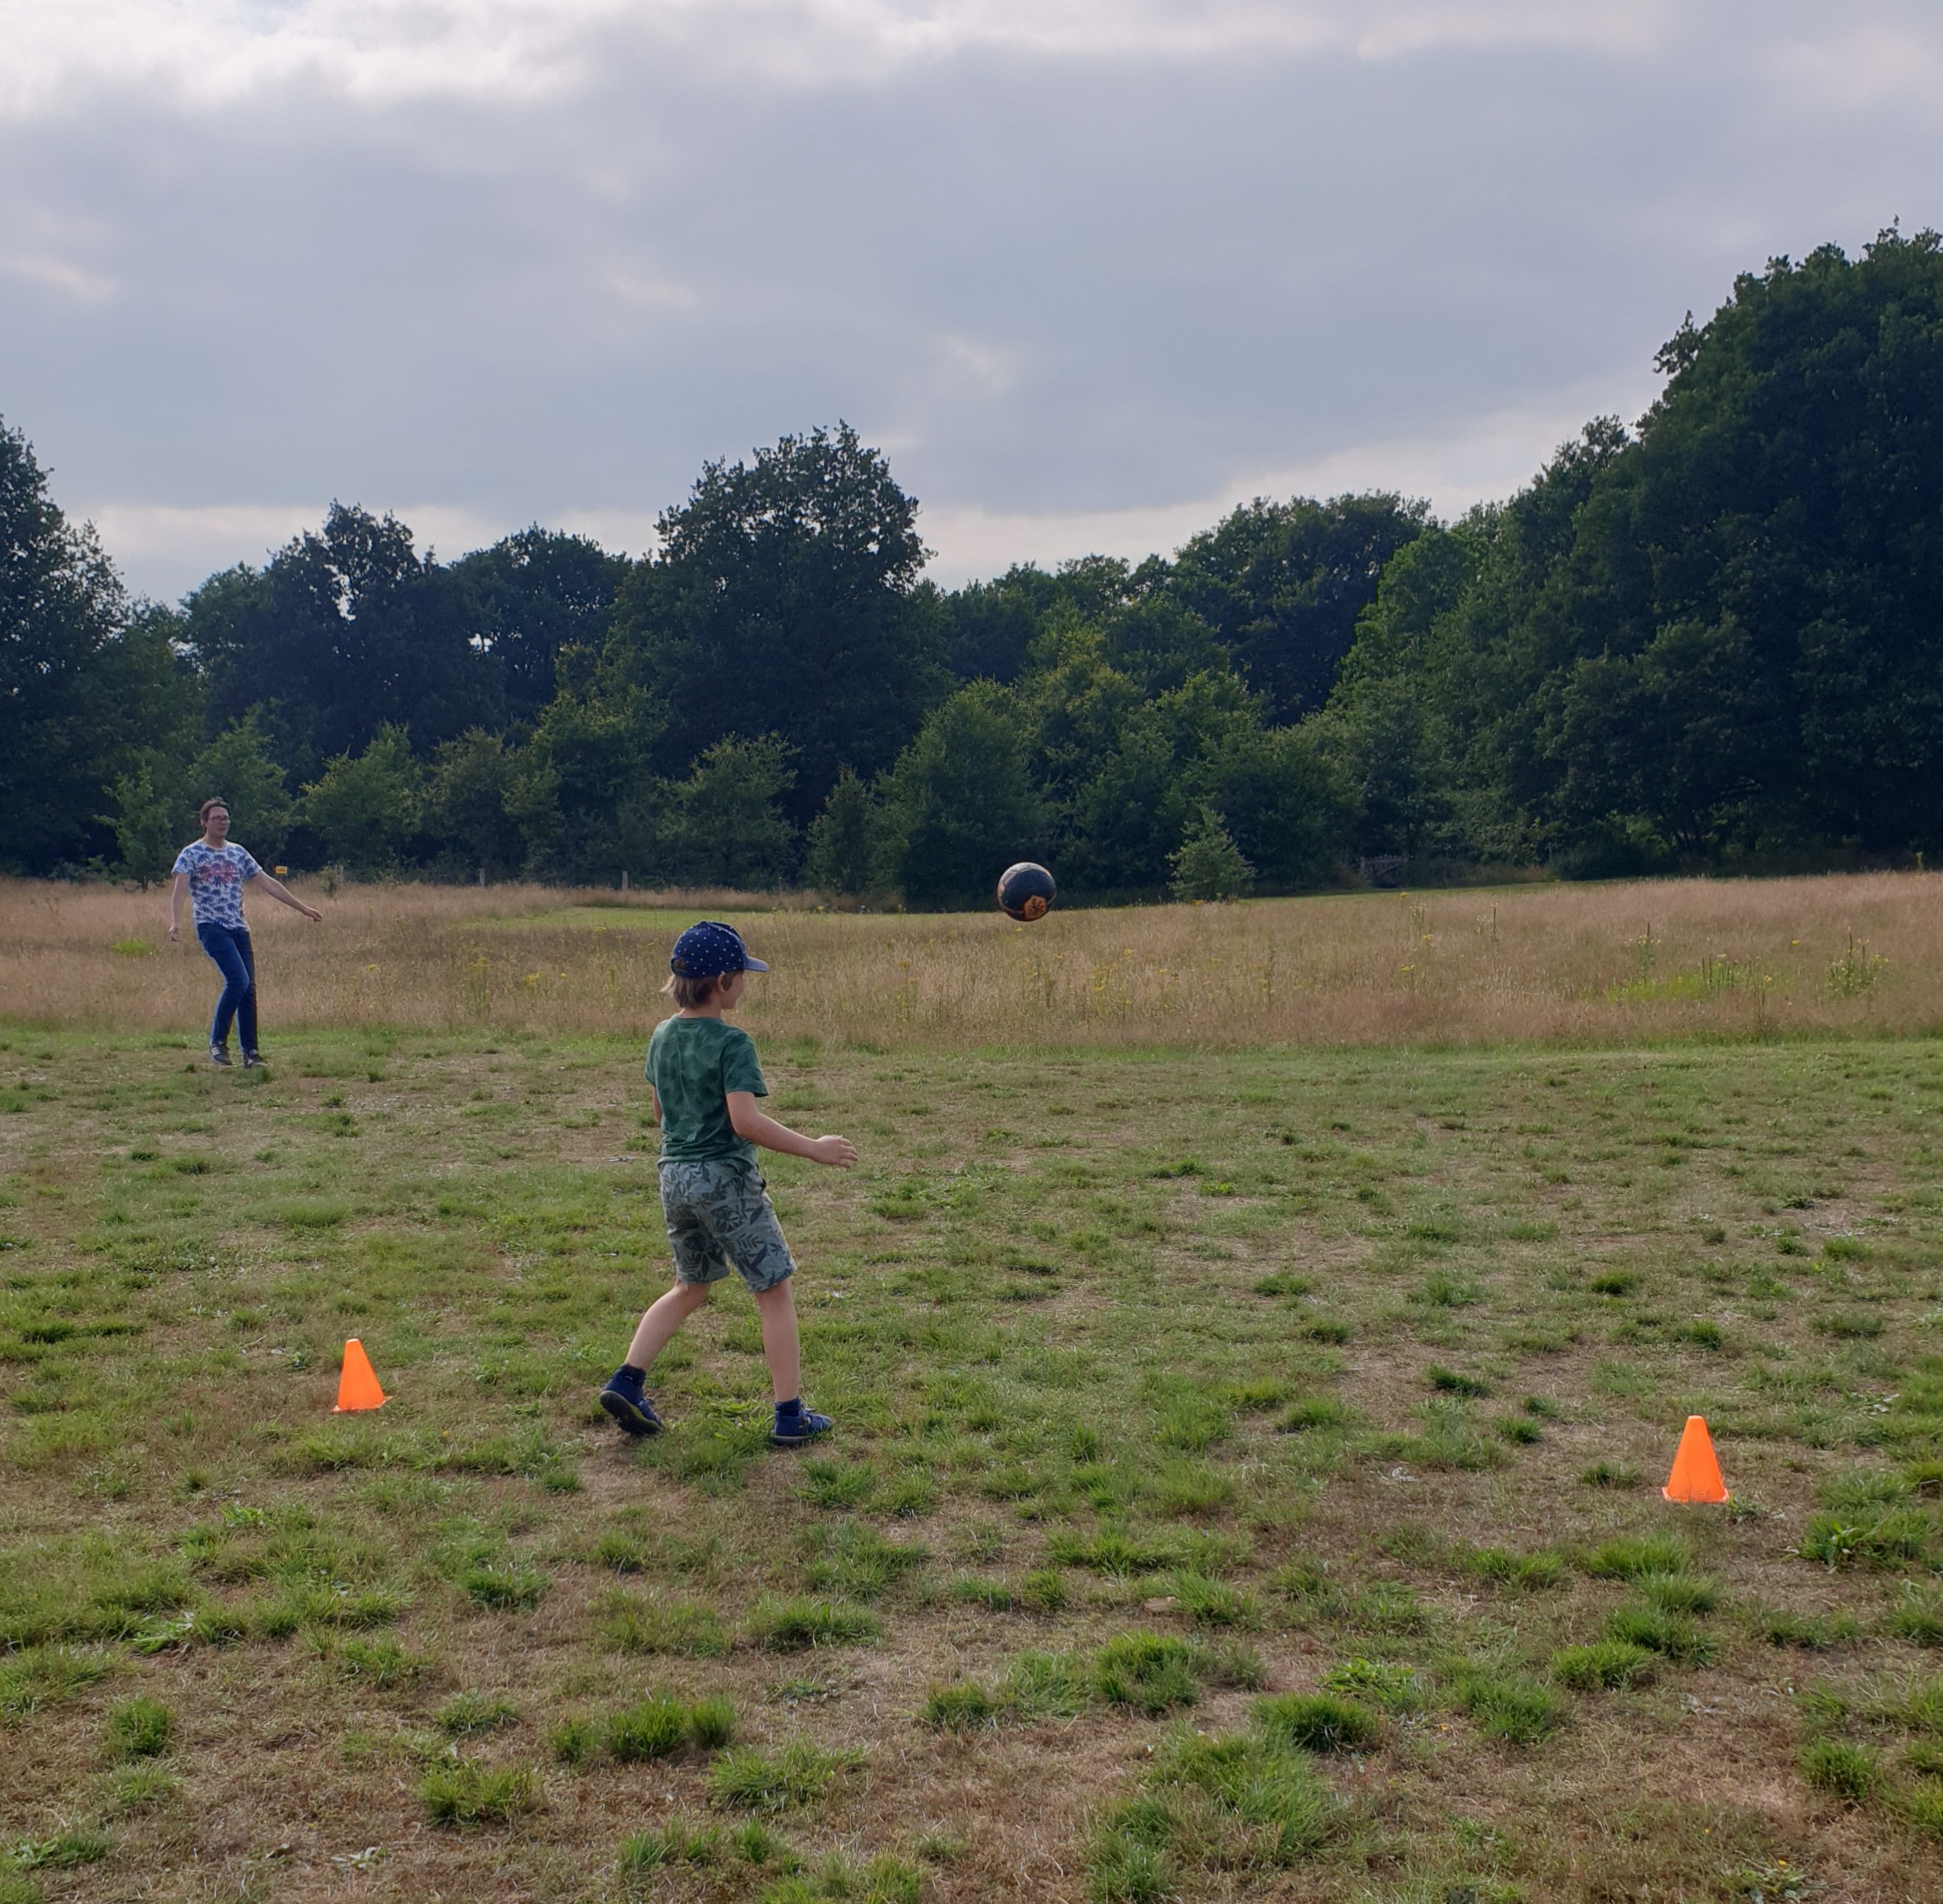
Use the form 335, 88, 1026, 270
105, 1695, 172, 1761
1254, 1692, 1378, 1753
1550, 1642, 1658, 1690
421, 1761, 541, 1826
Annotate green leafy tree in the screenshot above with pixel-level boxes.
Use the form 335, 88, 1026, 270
879, 682, 1043, 907
658, 736, 798, 889
451, 528, 630, 727
0, 424, 196, 873
805, 768, 886, 897
299, 726, 425, 872
1169, 811, 1254, 901
187, 504, 499, 779
1065, 671, 1256, 891
101, 759, 181, 886
426, 729, 524, 878
186, 711, 295, 864
509, 674, 664, 882
1193, 722, 1350, 889
604, 425, 948, 825
1169, 493, 1428, 718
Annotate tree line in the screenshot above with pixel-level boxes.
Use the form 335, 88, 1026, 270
9, 228, 1943, 905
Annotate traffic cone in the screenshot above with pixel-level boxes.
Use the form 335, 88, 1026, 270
1662, 1414, 1729, 1503
333, 1338, 386, 1413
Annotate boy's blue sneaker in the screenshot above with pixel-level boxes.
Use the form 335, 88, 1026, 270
770, 1403, 832, 1447
599, 1370, 662, 1437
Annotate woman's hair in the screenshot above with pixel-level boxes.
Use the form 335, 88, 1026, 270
662, 971, 722, 1009
197, 797, 229, 826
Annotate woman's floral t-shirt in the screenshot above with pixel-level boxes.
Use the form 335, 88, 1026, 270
172, 842, 261, 928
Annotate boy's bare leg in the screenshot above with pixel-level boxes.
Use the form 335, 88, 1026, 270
626, 1280, 712, 1370
752, 1279, 802, 1403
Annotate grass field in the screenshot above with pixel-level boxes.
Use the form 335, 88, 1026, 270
6, 881, 1943, 1902
3, 867, 1939, 1047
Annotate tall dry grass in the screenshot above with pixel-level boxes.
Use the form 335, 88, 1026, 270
2, 872, 1939, 1049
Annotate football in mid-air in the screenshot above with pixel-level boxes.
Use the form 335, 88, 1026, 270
997, 862, 1056, 922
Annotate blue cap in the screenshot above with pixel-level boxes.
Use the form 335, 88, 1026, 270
670, 919, 769, 979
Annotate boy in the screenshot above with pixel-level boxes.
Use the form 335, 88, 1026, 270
600, 921, 857, 1447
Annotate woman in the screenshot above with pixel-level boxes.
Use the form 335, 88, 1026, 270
167, 798, 322, 1066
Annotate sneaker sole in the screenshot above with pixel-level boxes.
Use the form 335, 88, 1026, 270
769, 1427, 831, 1447
599, 1390, 661, 1436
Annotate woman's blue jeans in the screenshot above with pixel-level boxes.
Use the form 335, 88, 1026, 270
195, 922, 257, 1055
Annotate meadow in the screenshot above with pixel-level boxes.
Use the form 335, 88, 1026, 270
1, 867, 1936, 1048
3, 877, 1943, 1903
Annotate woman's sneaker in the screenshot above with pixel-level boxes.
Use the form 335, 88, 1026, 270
242, 1052, 267, 1070
209, 1045, 232, 1067
770, 1403, 833, 1447
598, 1370, 662, 1436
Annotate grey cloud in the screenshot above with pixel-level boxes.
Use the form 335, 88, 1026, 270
1, 2, 1940, 600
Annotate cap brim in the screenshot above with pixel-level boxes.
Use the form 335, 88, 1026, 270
742, 957, 769, 972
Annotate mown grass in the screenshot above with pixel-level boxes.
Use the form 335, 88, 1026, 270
5, 1022, 1943, 1896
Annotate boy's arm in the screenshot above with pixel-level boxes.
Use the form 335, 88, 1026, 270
649, 1087, 661, 1125
726, 1092, 856, 1168
167, 872, 188, 943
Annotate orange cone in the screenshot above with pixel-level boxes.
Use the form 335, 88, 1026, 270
1663, 1415, 1729, 1503
333, 1338, 386, 1413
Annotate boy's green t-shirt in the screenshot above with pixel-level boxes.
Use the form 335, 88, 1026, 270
645, 1015, 769, 1163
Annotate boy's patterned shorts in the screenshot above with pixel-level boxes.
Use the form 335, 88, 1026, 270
658, 1158, 797, 1293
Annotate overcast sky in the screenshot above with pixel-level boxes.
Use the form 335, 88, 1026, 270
3, 0, 1941, 601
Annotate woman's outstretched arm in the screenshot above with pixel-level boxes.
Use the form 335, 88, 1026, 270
246, 872, 322, 923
